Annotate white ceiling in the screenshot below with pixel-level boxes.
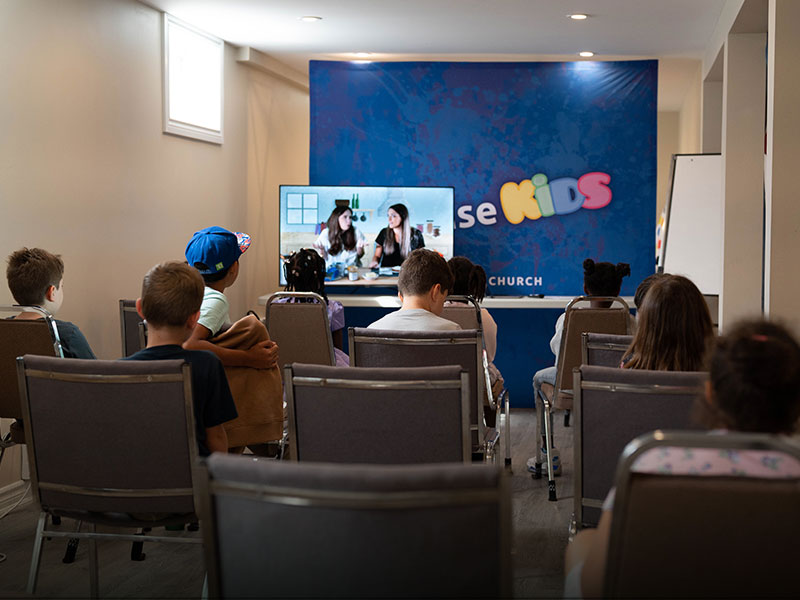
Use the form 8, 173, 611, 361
142, 0, 730, 111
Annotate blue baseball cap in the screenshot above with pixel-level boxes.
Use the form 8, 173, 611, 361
185, 226, 251, 275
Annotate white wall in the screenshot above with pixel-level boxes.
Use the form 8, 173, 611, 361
0, 0, 309, 486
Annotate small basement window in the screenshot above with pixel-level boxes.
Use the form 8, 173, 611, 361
162, 14, 224, 144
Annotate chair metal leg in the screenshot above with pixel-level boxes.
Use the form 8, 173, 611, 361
63, 519, 82, 563
564, 410, 571, 427
27, 512, 47, 594
503, 391, 512, 467
88, 524, 99, 599
542, 395, 557, 501
131, 528, 148, 561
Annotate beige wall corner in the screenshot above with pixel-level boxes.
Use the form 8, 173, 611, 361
657, 112, 679, 217
764, 0, 800, 334
678, 63, 703, 154
719, 33, 767, 331
241, 71, 310, 315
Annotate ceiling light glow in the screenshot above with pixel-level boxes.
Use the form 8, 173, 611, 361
579, 51, 595, 57
299, 16, 322, 22
354, 52, 372, 58
568, 14, 589, 20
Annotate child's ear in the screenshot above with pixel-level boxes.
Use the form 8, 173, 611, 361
44, 285, 57, 302
135, 298, 145, 320
187, 310, 201, 330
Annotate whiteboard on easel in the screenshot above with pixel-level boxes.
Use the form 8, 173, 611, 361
660, 154, 722, 295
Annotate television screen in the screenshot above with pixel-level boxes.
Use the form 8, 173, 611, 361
279, 185, 455, 283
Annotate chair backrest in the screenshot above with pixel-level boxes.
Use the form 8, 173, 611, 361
119, 299, 146, 357
17, 355, 199, 516
573, 365, 707, 529
264, 292, 335, 370
202, 456, 511, 599
286, 363, 470, 464
349, 327, 486, 451
581, 332, 633, 368
439, 295, 482, 331
0, 306, 62, 421
554, 296, 631, 401
605, 431, 800, 598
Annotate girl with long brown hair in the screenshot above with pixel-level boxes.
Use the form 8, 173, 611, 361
313, 206, 365, 269
623, 274, 713, 371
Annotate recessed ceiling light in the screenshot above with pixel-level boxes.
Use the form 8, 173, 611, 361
299, 16, 322, 22
353, 52, 372, 58
568, 14, 589, 20
351, 60, 372, 65
579, 51, 595, 57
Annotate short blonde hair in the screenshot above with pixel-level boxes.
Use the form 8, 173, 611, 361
140, 261, 204, 327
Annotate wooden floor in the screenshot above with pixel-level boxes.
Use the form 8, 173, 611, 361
0, 408, 574, 598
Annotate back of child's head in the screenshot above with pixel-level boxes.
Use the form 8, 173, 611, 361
583, 258, 630, 297
398, 249, 454, 297
6, 247, 64, 306
705, 320, 800, 434
185, 226, 251, 284
626, 274, 713, 371
634, 272, 669, 310
140, 261, 204, 327
284, 249, 327, 301
448, 256, 487, 301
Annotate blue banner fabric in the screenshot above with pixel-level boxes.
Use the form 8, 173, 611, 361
310, 60, 657, 296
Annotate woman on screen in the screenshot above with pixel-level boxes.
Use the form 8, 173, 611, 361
313, 206, 365, 268
369, 203, 425, 268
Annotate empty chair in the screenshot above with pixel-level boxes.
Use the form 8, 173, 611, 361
17, 355, 203, 597
604, 431, 800, 598
534, 296, 631, 500
264, 291, 335, 371
119, 299, 146, 357
572, 365, 706, 529
581, 332, 633, 368
349, 327, 498, 461
201, 455, 511, 598
286, 363, 470, 464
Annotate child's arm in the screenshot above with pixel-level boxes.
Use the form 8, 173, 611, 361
205, 424, 229, 454
184, 323, 279, 369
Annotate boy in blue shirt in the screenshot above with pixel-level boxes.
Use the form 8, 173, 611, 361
124, 261, 237, 456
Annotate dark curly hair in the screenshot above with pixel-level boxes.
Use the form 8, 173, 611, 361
700, 320, 800, 434
448, 256, 487, 302
284, 249, 327, 302
582, 258, 630, 297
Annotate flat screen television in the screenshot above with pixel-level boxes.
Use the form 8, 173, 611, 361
279, 185, 455, 284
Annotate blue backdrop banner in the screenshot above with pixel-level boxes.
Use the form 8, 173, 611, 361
309, 60, 657, 296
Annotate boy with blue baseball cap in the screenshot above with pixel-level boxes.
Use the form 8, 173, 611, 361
184, 226, 278, 369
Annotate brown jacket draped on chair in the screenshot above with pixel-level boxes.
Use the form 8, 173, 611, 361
210, 315, 283, 446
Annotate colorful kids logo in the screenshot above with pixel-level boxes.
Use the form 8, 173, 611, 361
499, 172, 612, 224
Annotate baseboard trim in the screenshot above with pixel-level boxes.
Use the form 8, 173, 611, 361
0, 479, 31, 513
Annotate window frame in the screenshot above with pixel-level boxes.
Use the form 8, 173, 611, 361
162, 13, 224, 144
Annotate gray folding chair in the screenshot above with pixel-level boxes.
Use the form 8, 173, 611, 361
604, 431, 800, 598
118, 299, 146, 357
286, 363, 470, 464
581, 332, 633, 368
441, 296, 512, 467
201, 456, 511, 598
264, 292, 335, 371
533, 296, 631, 500
0, 306, 63, 462
572, 365, 706, 530
349, 328, 498, 462
17, 355, 203, 598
